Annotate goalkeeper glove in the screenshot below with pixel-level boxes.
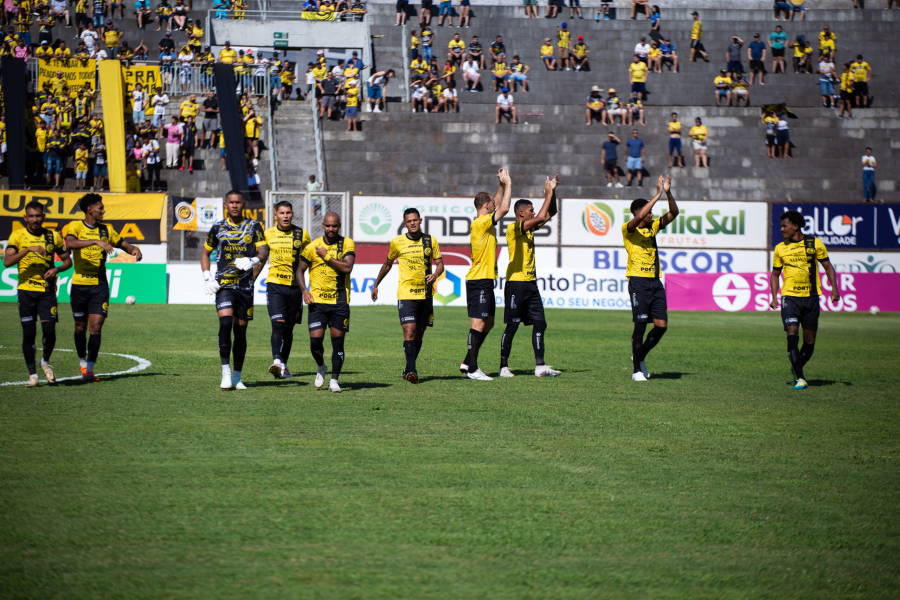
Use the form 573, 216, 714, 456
234, 256, 260, 271
203, 270, 220, 295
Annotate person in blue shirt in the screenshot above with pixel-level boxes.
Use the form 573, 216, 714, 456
159, 49, 175, 75
768, 25, 788, 74
135, 0, 152, 29
625, 129, 645, 187
659, 38, 678, 73
748, 33, 767, 84
601, 132, 622, 188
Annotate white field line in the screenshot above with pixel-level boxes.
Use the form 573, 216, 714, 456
0, 348, 152, 386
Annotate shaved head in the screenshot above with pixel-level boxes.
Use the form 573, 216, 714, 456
323, 211, 341, 225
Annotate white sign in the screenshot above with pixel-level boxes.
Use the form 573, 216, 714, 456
826, 252, 900, 273
561, 199, 768, 249
353, 196, 557, 246
560, 248, 769, 273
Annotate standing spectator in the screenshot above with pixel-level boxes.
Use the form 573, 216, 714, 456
307, 174, 323, 192
838, 62, 853, 119
461, 56, 480, 91
200, 91, 218, 148
74, 142, 89, 189
217, 39, 236, 63
180, 115, 197, 172
419, 0, 432, 26
748, 33, 767, 84
776, 112, 791, 158
410, 29, 419, 60
91, 0, 106, 30
91, 137, 107, 190
495, 88, 516, 124
585, 86, 605, 126
732, 74, 750, 106
667, 112, 683, 168
366, 69, 394, 112
714, 70, 732, 106
179, 93, 199, 123
818, 54, 836, 108
45, 129, 65, 190
510, 55, 529, 92
437, 0, 452, 27
601, 132, 622, 187
763, 110, 778, 157
572, 36, 589, 70
628, 55, 648, 100
447, 32, 465, 66
625, 129, 645, 187
141, 134, 161, 190
318, 72, 341, 119
345, 80, 360, 131
103, 20, 122, 58
725, 35, 744, 78
467, 35, 485, 68
689, 117, 708, 168
556, 23, 571, 71
634, 36, 650, 64
150, 86, 169, 131
158, 30, 175, 55
689, 12, 709, 62
768, 25, 787, 74
307, 175, 323, 216
819, 25, 836, 60
74, 0, 89, 36
131, 83, 148, 124
163, 116, 182, 168
523, 0, 538, 18
489, 35, 505, 66
861, 148, 876, 203
540, 37, 556, 70
659, 37, 678, 72
648, 43, 662, 73
421, 25, 434, 63
850, 54, 870, 108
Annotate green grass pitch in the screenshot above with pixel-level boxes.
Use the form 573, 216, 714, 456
1, 304, 898, 599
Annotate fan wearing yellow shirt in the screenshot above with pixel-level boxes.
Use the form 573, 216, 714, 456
178, 93, 199, 121
371, 208, 445, 384
296, 212, 356, 393
689, 117, 708, 167
623, 174, 678, 382
218, 41, 237, 64
64, 193, 143, 383
74, 142, 90, 188
838, 62, 854, 119
460, 168, 512, 381
714, 69, 732, 106
628, 55, 649, 100
4, 201, 72, 387
769, 210, 840, 390
818, 26, 836, 60
499, 175, 561, 379
447, 33, 466, 67
667, 112, 683, 168
540, 37, 556, 71
344, 80, 360, 132
850, 54, 870, 108
689, 11, 708, 62
263, 201, 311, 380
555, 24, 571, 70
243, 108, 262, 160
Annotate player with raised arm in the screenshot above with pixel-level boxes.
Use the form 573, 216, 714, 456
624, 174, 678, 382
4, 201, 72, 387
769, 210, 840, 390
499, 175, 561, 378
201, 191, 268, 391
371, 208, 445, 384
296, 212, 356, 393
264, 201, 311, 380
460, 168, 513, 381
65, 194, 143, 383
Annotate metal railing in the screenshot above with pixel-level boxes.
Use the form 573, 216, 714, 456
401, 23, 410, 103
207, 8, 367, 21
310, 94, 326, 189
264, 190, 349, 237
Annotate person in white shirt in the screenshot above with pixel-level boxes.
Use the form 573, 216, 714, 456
817, 54, 836, 109
862, 147, 876, 202
495, 88, 516, 124
461, 58, 480, 92
150, 87, 169, 130
634, 36, 651, 64
366, 69, 395, 113
411, 82, 429, 113
141, 134, 162, 190
131, 83, 148, 125
80, 25, 99, 50
91, 47, 108, 61
440, 86, 458, 112
307, 175, 323, 216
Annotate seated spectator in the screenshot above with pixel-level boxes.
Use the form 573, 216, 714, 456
628, 55, 648, 100
732, 73, 750, 105
791, 37, 812, 73
495, 87, 516, 124
74, 40, 91, 62
489, 35, 505, 66
157, 1, 173, 31
601, 132, 622, 187
366, 69, 393, 112
345, 79, 359, 131
51, 0, 71, 28
714, 69, 732, 106
441, 60, 456, 90
119, 41, 135, 63
437, 84, 458, 113
748, 33, 767, 84
54, 41, 72, 60
648, 42, 661, 72
819, 25, 835, 60
818, 53, 836, 108
411, 55, 428, 81
171, 0, 188, 29
659, 37, 677, 72
605, 88, 622, 124
213, 0, 229, 20
556, 24, 572, 71
596, 1, 610, 21
630, 0, 649, 20
689, 117, 708, 167
509, 55, 529, 92
725, 35, 743, 78
411, 81, 430, 112
491, 55, 509, 92
625, 94, 645, 125
773, 0, 791, 21
448, 33, 465, 67
667, 112, 684, 168
585, 86, 605, 125
572, 36, 589, 71
135, 0, 152, 29
633, 36, 650, 64
461, 57, 480, 91
467, 36, 485, 68
788, 0, 805, 21
540, 38, 556, 71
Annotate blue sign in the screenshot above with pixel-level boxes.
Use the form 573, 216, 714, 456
770, 203, 900, 249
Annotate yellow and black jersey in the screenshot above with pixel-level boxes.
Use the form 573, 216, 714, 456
264, 225, 310, 287
505, 221, 536, 282
301, 236, 355, 305
64, 220, 123, 286
467, 213, 498, 281
388, 233, 442, 300
204, 217, 267, 290
773, 236, 829, 297
7, 227, 66, 292
622, 218, 662, 279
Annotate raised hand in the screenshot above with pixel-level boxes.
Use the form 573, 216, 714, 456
663, 173, 672, 192
549, 173, 559, 190
656, 175, 664, 194
498, 168, 511, 186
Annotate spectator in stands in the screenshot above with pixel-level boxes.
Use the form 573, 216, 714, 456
790, 37, 812, 73
180, 115, 197, 172
747, 33, 767, 84
773, 0, 791, 21
448, 32, 465, 66
103, 20, 122, 58
80, 24, 99, 54
628, 55, 648, 100
523, 0, 538, 18
763, 110, 778, 157
157, 0, 173, 31
462, 56, 480, 91
768, 25, 787, 73
509, 56, 529, 92
776, 111, 791, 158
634, 36, 650, 64
838, 62, 853, 119
491, 54, 509, 92
605, 88, 622, 124
725, 35, 744, 78
163, 116, 182, 167
51, 0, 71, 28
788, 0, 806, 21
318, 71, 341, 119
73, 142, 88, 189
345, 0, 367, 21
119, 41, 136, 64
667, 112, 683, 168
141, 134, 162, 190
421, 25, 434, 62
626, 94, 645, 125
218, 39, 236, 63
437, 0, 453, 27
91, 137, 107, 191
689, 117, 708, 167
135, 0, 152, 29
490, 35, 505, 66
439, 84, 459, 112
344, 80, 360, 131
572, 36, 589, 70
366, 69, 394, 112
540, 37, 556, 70
585, 86, 605, 125
131, 83, 148, 125
179, 93, 199, 123
596, 1, 610, 21
819, 25, 835, 60
417, 0, 431, 25
626, 129, 645, 186
818, 54, 836, 108
545, 0, 561, 19
567, 0, 583, 19
467, 35, 485, 68
659, 37, 677, 72
851, 54, 870, 108
171, 0, 188, 29
732, 73, 750, 105
714, 69, 732, 106
630, 0, 649, 19
556, 23, 571, 70
649, 5, 662, 43
441, 59, 457, 90
648, 42, 661, 73
158, 30, 175, 55
411, 81, 429, 112
150, 86, 169, 131
234, 0, 248, 19
601, 132, 622, 187
495, 87, 516, 124
861, 147, 876, 202
689, 11, 709, 62
199, 91, 218, 148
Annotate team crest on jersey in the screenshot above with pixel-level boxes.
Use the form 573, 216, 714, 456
45, 244, 55, 255
102, 302, 109, 311
428, 313, 434, 324
293, 239, 302, 248
806, 248, 815, 255
247, 307, 254, 318
50, 306, 58, 316
243, 234, 252, 244
343, 318, 349, 327
424, 247, 432, 257
101, 235, 108, 242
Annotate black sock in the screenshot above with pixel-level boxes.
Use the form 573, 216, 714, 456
465, 329, 486, 373
800, 342, 814, 367
310, 336, 325, 366
87, 333, 101, 363
22, 321, 37, 376
232, 324, 247, 372
331, 336, 345, 379
403, 340, 416, 373
500, 323, 518, 368
282, 327, 294, 365
632, 322, 647, 373
270, 320, 285, 362
41, 321, 56, 363
787, 334, 804, 380
74, 327, 87, 361
641, 326, 667, 361
414, 340, 423, 358
532, 320, 547, 366
218, 316, 233, 366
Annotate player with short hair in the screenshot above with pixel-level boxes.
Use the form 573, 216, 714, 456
296, 212, 356, 393
769, 210, 840, 390
371, 208, 445, 384
201, 190, 268, 390
499, 175, 561, 378
264, 201, 311, 379
64, 194, 143, 382
460, 168, 513, 381
4, 201, 72, 387
624, 174, 678, 381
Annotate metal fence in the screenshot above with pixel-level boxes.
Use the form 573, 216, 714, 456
264, 190, 349, 239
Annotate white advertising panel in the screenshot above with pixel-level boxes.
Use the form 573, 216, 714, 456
826, 252, 900, 273
561, 199, 768, 249
560, 248, 769, 274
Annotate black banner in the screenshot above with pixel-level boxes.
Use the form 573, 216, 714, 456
2, 57, 27, 189
213, 64, 250, 195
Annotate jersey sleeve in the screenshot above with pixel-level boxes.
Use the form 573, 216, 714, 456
7, 229, 22, 251
64, 220, 80, 242
253, 222, 267, 247
342, 237, 355, 257
431, 237, 441, 261
387, 238, 400, 261
815, 238, 829, 261
107, 226, 123, 248
53, 230, 66, 253
204, 224, 218, 251
651, 218, 662, 236
772, 245, 783, 269
300, 243, 315, 265
301, 229, 311, 251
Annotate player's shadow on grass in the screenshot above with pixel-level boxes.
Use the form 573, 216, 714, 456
251, 380, 311, 387
652, 372, 690, 380
788, 379, 846, 387
344, 382, 392, 390
58, 373, 162, 386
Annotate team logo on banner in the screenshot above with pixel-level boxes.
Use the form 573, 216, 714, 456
358, 203, 392, 236
176, 202, 195, 225
711, 274, 752, 312
582, 202, 614, 236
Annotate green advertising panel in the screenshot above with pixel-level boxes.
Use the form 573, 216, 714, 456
0, 263, 168, 304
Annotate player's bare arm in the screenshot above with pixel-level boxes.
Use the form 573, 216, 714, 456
65, 235, 114, 254
316, 245, 356, 274
821, 259, 841, 304
492, 168, 513, 223
769, 267, 782, 310
119, 241, 143, 262
426, 257, 444, 285
296, 261, 315, 306
626, 175, 665, 233
44, 251, 72, 280
371, 256, 395, 302
251, 244, 268, 281
521, 175, 559, 231
4, 244, 47, 267
658, 174, 679, 228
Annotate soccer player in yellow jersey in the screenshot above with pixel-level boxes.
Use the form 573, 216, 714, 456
264, 201, 311, 380
460, 168, 512, 381
371, 208, 445, 384
64, 194, 143, 383
297, 212, 356, 393
623, 175, 678, 381
4, 201, 72, 387
499, 175, 561, 379
769, 211, 840, 390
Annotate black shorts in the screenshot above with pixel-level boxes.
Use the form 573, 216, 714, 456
308, 303, 350, 332
772, 48, 785, 58
503, 281, 545, 325
70, 284, 110, 319
766, 134, 777, 146
76, 11, 90, 25
781, 295, 820, 331
216, 287, 255, 321
605, 159, 618, 172
466, 279, 496, 319
18, 289, 59, 323
398, 298, 434, 329
691, 40, 705, 52
628, 277, 667, 323
266, 283, 303, 327
840, 90, 852, 101
853, 81, 868, 96
750, 59, 765, 71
